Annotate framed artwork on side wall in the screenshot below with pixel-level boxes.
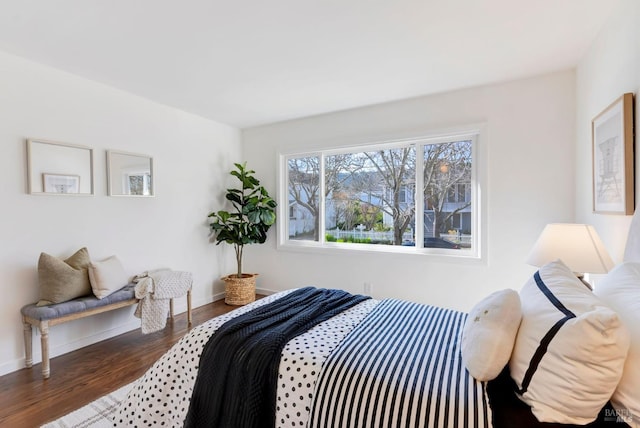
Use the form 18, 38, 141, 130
42, 173, 80, 194
592, 92, 635, 215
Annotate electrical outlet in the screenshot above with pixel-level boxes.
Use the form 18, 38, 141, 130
364, 282, 372, 295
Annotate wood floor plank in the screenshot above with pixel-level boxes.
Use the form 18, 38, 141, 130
0, 298, 246, 427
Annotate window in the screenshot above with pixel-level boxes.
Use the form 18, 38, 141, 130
447, 184, 467, 203
398, 186, 408, 203
279, 130, 481, 257
287, 156, 320, 241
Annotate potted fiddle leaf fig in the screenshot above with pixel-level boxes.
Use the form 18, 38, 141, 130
208, 162, 277, 305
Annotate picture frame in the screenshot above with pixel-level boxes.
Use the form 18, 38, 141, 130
42, 173, 81, 194
592, 93, 635, 215
106, 150, 154, 197
26, 138, 94, 195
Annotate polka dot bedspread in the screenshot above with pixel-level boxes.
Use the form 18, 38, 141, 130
114, 290, 379, 427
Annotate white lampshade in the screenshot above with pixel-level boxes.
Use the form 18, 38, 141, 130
526, 223, 614, 274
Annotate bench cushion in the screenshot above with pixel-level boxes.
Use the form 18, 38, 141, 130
22, 284, 136, 321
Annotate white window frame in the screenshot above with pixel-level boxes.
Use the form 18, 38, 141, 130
277, 125, 486, 260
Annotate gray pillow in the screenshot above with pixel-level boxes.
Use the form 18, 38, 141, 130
37, 247, 92, 306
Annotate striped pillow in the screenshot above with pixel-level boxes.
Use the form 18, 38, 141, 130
509, 260, 629, 424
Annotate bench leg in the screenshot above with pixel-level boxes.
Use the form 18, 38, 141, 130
40, 321, 50, 379
167, 291, 192, 326
187, 289, 192, 326
22, 319, 33, 368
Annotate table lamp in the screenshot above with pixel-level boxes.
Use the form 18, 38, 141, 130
526, 223, 614, 288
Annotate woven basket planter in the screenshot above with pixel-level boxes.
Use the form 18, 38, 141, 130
222, 273, 257, 305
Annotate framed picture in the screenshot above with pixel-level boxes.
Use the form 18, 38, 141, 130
106, 150, 154, 197
42, 173, 81, 194
592, 93, 635, 214
27, 139, 94, 195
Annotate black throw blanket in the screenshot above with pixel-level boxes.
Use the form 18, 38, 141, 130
184, 287, 370, 428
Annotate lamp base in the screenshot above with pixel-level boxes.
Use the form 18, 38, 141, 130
575, 273, 593, 290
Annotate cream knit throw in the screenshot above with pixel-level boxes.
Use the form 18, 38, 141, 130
134, 269, 192, 334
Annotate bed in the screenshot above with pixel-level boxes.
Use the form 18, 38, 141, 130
114, 219, 640, 427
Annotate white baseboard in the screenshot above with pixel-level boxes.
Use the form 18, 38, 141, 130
0, 319, 140, 377
210, 291, 226, 302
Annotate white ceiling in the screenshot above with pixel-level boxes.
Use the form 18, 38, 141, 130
0, 1, 620, 128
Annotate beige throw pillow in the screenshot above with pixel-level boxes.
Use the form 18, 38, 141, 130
461, 289, 522, 381
37, 247, 92, 306
89, 256, 129, 299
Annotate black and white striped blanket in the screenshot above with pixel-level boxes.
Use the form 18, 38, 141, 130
309, 299, 491, 428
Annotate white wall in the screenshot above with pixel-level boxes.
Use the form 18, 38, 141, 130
242, 71, 576, 312
575, 0, 640, 264
0, 51, 240, 375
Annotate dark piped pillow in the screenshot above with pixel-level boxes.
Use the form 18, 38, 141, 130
36, 247, 92, 306
509, 260, 629, 424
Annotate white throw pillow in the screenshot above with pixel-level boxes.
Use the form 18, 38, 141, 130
89, 256, 129, 299
594, 262, 640, 426
461, 289, 522, 381
509, 260, 629, 425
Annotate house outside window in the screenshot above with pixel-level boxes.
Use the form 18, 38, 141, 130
279, 129, 481, 258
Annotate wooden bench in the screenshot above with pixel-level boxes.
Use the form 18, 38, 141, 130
21, 284, 192, 379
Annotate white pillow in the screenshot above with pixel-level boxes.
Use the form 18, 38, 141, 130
461, 289, 522, 381
594, 262, 640, 426
89, 256, 129, 299
509, 259, 629, 425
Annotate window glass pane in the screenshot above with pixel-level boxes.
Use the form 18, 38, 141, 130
325, 147, 416, 246
422, 140, 473, 250
288, 156, 320, 241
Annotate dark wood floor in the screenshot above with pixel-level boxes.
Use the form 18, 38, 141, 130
0, 298, 245, 427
